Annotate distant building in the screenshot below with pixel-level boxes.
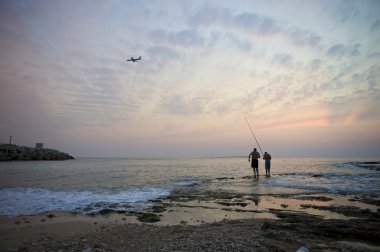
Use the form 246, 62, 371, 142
35, 143, 44, 149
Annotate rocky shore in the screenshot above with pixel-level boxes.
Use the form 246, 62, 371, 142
23, 214, 379, 252
0, 144, 74, 161
1, 205, 379, 252
1, 189, 379, 251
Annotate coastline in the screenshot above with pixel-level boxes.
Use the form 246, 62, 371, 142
1, 189, 379, 251
0, 144, 74, 161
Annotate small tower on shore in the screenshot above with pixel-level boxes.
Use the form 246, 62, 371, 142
35, 143, 44, 149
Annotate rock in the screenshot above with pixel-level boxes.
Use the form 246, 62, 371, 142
0, 144, 74, 161
316, 243, 328, 249
296, 246, 309, 252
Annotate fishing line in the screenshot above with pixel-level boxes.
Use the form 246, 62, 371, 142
244, 117, 263, 155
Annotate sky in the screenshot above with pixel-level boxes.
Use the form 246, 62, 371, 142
0, 0, 379, 158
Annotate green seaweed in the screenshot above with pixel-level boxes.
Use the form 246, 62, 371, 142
216, 202, 248, 207
221, 208, 262, 213
152, 205, 166, 213
136, 212, 161, 223
98, 209, 126, 215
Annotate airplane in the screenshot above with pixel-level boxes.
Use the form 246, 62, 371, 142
126, 56, 142, 62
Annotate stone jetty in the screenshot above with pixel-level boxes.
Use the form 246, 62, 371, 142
0, 144, 74, 161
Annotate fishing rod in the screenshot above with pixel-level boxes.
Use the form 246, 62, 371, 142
244, 117, 263, 155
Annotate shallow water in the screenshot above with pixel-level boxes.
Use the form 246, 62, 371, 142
0, 157, 379, 216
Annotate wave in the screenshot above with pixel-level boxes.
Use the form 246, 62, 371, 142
0, 187, 171, 217
172, 178, 203, 187
277, 172, 356, 179
0, 178, 204, 217
269, 172, 380, 196
339, 162, 380, 171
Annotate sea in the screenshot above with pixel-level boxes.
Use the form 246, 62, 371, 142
0, 157, 379, 217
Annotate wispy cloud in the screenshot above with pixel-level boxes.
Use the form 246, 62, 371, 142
326, 43, 361, 58
271, 54, 294, 67
149, 29, 204, 48
285, 26, 321, 47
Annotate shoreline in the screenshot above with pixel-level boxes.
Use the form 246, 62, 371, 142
0, 144, 74, 161
1, 190, 379, 251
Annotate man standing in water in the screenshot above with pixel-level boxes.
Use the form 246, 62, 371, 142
263, 152, 272, 177
248, 148, 261, 177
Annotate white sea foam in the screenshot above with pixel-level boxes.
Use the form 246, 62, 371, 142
0, 187, 171, 217
172, 179, 202, 187
268, 172, 380, 195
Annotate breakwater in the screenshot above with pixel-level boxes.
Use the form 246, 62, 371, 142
0, 144, 74, 161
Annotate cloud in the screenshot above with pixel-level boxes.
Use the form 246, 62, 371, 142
272, 54, 293, 67
148, 29, 167, 43
189, 6, 232, 27
258, 16, 281, 36
330, 0, 360, 24
326, 43, 360, 58
171, 29, 204, 47
146, 46, 182, 63
320, 63, 380, 123
359, 92, 380, 120
326, 44, 345, 57
350, 44, 360, 56
308, 59, 322, 71
189, 6, 322, 48
368, 52, 380, 58
286, 27, 321, 47
226, 35, 252, 52
231, 11, 282, 36
155, 89, 240, 118
233, 12, 260, 30
158, 93, 209, 116
366, 65, 380, 91
213, 100, 235, 115
148, 29, 204, 48
370, 19, 380, 31
325, 95, 360, 123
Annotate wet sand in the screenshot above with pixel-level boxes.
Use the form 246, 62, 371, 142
1, 189, 379, 251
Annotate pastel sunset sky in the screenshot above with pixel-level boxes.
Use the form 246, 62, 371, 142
1, 0, 379, 157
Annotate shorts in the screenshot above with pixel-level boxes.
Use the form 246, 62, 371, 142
265, 160, 270, 169
251, 159, 258, 168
